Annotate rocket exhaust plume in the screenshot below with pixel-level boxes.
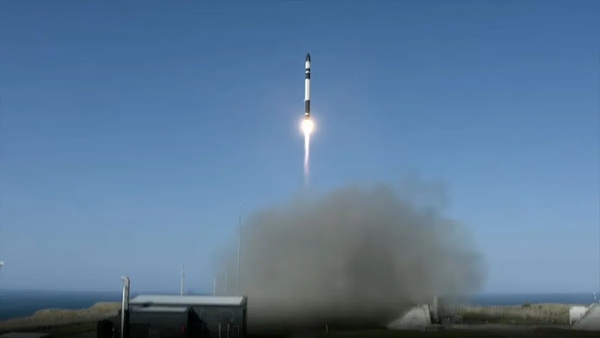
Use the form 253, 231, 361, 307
301, 119, 314, 185
304, 130, 310, 184
218, 180, 486, 332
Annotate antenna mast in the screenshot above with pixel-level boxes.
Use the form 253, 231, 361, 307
0, 94, 4, 271
180, 265, 185, 296
237, 202, 242, 294
224, 266, 228, 295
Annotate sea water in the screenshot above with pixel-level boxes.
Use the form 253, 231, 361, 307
0, 289, 121, 320
0, 289, 597, 320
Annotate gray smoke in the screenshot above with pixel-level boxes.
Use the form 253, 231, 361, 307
218, 182, 485, 330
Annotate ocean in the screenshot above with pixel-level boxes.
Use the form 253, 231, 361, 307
0, 289, 598, 320
0, 289, 122, 320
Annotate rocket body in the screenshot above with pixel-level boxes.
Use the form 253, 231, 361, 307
304, 53, 311, 120
301, 53, 313, 185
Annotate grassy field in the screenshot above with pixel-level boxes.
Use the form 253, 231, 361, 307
4, 326, 599, 338
248, 328, 599, 338
453, 303, 573, 325
0, 302, 120, 336
0, 302, 594, 337
45, 321, 97, 337
318, 328, 600, 338
0, 321, 98, 338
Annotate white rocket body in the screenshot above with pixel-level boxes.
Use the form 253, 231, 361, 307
304, 53, 311, 119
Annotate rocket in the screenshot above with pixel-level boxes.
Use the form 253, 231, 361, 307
304, 53, 311, 120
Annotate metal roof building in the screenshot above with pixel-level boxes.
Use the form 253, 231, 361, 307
129, 295, 246, 307
110, 295, 248, 338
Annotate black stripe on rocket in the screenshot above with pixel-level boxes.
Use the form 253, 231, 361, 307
304, 53, 311, 119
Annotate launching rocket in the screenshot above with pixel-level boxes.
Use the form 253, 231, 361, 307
301, 53, 313, 183
301, 53, 314, 134
304, 53, 311, 120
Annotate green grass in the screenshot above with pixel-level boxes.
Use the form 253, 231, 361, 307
327, 330, 499, 337
460, 312, 548, 325
48, 321, 97, 337
453, 303, 572, 325
0, 302, 594, 338
5, 322, 599, 338
0, 302, 119, 337
0, 320, 97, 338
322, 329, 600, 338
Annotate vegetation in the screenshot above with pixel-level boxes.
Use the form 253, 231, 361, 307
0, 302, 120, 334
47, 321, 97, 337
0, 302, 595, 337
452, 303, 573, 325
320, 329, 600, 338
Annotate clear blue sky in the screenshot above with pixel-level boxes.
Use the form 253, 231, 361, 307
0, 1, 598, 294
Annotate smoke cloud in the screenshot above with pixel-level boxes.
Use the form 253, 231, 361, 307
218, 181, 485, 331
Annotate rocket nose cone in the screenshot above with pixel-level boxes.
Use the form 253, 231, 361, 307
306, 53, 311, 62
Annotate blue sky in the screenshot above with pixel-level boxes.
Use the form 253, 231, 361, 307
0, 1, 598, 294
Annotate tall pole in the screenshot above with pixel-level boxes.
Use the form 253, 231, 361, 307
237, 203, 242, 294
180, 265, 185, 296
120, 276, 130, 338
224, 265, 228, 295
213, 276, 217, 296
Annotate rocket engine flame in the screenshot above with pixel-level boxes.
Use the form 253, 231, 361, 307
301, 119, 314, 185
301, 118, 314, 134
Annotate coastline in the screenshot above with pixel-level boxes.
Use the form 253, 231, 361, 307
0, 302, 120, 334
0, 301, 590, 335
1, 289, 596, 321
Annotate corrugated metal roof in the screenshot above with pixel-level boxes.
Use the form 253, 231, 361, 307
129, 295, 246, 306
131, 306, 189, 313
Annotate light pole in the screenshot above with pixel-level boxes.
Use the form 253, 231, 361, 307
237, 202, 242, 294
120, 276, 130, 338
224, 265, 228, 295
180, 265, 185, 296
213, 275, 217, 296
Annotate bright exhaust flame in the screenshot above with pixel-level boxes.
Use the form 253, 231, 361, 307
301, 119, 314, 185
301, 118, 314, 134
